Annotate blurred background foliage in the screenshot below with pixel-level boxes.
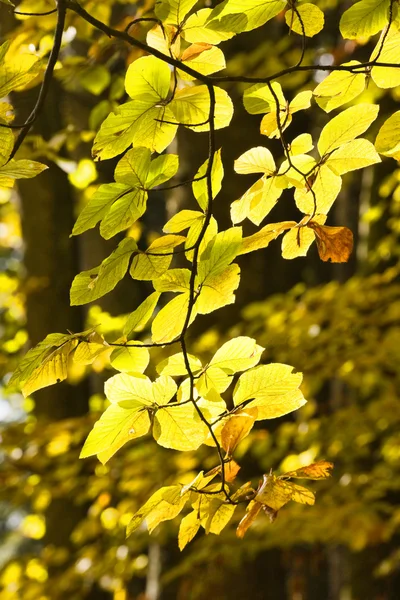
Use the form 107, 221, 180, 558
1, 0, 400, 599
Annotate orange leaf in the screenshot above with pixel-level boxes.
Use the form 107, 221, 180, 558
181, 43, 213, 62
221, 408, 258, 455
225, 459, 241, 482
281, 460, 334, 480
236, 501, 262, 538
308, 222, 353, 263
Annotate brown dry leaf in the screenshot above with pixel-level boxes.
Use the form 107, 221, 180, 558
282, 460, 334, 480
225, 459, 241, 482
181, 43, 213, 62
221, 408, 258, 454
236, 500, 262, 538
308, 222, 353, 263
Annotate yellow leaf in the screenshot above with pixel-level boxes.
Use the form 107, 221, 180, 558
375, 110, 400, 160
313, 61, 366, 112
234, 146, 276, 175
238, 221, 295, 255
123, 292, 161, 336
318, 104, 379, 156
182, 8, 235, 44
285, 4, 324, 37
294, 164, 342, 215
153, 403, 208, 450
208, 336, 264, 374
371, 25, 400, 88
163, 209, 204, 233
289, 133, 314, 155
179, 510, 201, 550
233, 363, 306, 419
109, 345, 150, 373
179, 45, 226, 79
127, 485, 187, 536
81, 405, 151, 464
281, 224, 316, 259
221, 408, 258, 454
339, 0, 390, 39
255, 473, 315, 510
152, 293, 197, 343
157, 352, 202, 376
22, 340, 78, 398
196, 263, 240, 314
104, 372, 154, 407
155, 0, 198, 25
170, 85, 233, 131
324, 138, 381, 175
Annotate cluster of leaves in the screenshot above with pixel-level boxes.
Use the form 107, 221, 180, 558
3, 0, 400, 548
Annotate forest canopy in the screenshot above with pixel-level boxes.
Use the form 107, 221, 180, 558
1, 0, 400, 598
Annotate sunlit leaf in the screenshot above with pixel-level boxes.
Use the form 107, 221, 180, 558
123, 292, 161, 336
285, 4, 324, 37
307, 222, 354, 263
282, 460, 334, 480
317, 104, 379, 156
339, 0, 390, 39
192, 149, 224, 211
313, 62, 366, 112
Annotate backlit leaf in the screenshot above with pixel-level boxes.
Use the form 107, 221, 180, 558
282, 460, 334, 480
124, 292, 161, 336
375, 110, 400, 160
339, 0, 390, 39
308, 222, 354, 263
285, 4, 324, 37
70, 238, 137, 305
110, 345, 150, 373
221, 408, 258, 454
179, 510, 201, 550
236, 501, 262, 538
318, 104, 379, 156
154, 403, 208, 450
313, 62, 366, 112
192, 149, 224, 211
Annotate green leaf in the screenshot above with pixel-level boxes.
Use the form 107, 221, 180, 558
130, 235, 185, 281
153, 269, 191, 293
198, 227, 242, 279
72, 183, 130, 236
80, 404, 151, 464
114, 147, 151, 188
92, 57, 178, 160
70, 238, 137, 305
233, 363, 306, 419
155, 0, 198, 25
339, 0, 390, 39
207, 0, 286, 33
99, 188, 147, 239
317, 104, 379, 156
124, 292, 161, 336
146, 154, 179, 188
154, 403, 209, 450
243, 81, 285, 115
110, 345, 150, 373
192, 149, 224, 211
